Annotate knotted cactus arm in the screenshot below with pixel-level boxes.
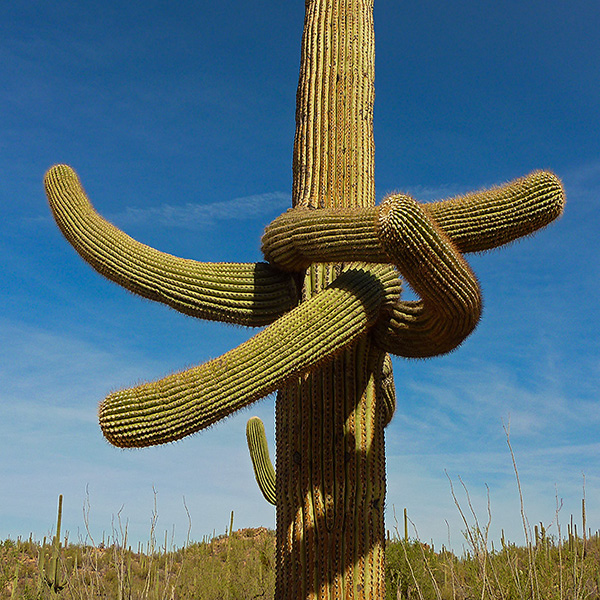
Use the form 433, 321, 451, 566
261, 170, 565, 357
373, 171, 565, 357
261, 171, 564, 270
246, 416, 277, 506
44, 165, 297, 327
373, 193, 482, 357
99, 264, 401, 447
263, 195, 482, 357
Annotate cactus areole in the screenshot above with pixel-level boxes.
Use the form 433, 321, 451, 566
45, 1, 565, 598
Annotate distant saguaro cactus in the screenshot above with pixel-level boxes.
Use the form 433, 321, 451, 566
39, 495, 67, 595
45, 1, 564, 598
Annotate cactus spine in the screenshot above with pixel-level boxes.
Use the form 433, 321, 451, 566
44, 1, 565, 598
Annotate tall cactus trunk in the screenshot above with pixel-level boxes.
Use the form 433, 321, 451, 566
292, 0, 375, 210
43, 0, 565, 596
276, 1, 385, 597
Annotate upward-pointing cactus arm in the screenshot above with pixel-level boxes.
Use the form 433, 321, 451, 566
246, 350, 395, 507
44, 165, 298, 327
246, 416, 277, 506
99, 264, 401, 448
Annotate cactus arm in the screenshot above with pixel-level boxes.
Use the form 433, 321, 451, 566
261, 170, 565, 357
374, 352, 396, 427
99, 263, 401, 447
44, 165, 298, 327
373, 193, 482, 357
261, 205, 383, 271
246, 416, 277, 506
424, 170, 565, 253
261, 171, 565, 270
374, 171, 565, 357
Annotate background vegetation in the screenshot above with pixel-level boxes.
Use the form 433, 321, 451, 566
1, 497, 597, 599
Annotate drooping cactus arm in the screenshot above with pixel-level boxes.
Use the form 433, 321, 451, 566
44, 165, 298, 327
370, 194, 481, 357
99, 263, 401, 448
374, 171, 565, 357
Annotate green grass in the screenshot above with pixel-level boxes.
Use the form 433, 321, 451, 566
2, 523, 599, 599
386, 530, 600, 599
0, 527, 276, 599
2, 437, 597, 599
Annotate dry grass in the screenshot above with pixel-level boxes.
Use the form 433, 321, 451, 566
2, 434, 596, 599
2, 524, 598, 599
0, 526, 275, 599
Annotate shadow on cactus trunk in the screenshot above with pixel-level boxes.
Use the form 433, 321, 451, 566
44, 0, 564, 597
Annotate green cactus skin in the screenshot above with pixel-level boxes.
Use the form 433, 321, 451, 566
246, 416, 277, 506
45, 165, 297, 328
376, 353, 396, 428
425, 170, 565, 253
261, 174, 563, 358
41, 495, 67, 594
246, 349, 394, 510
99, 263, 400, 447
43, 0, 566, 597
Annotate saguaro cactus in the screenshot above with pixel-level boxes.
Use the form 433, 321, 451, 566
45, 1, 565, 598
40, 495, 67, 595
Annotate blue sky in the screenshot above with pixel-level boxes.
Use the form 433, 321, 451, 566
2, 0, 599, 551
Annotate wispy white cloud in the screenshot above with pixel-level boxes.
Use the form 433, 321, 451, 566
111, 191, 291, 229
563, 159, 600, 204
393, 359, 554, 441
0, 318, 277, 545
403, 182, 470, 203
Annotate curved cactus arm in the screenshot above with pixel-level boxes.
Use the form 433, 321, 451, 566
246, 416, 277, 505
262, 171, 564, 270
373, 193, 482, 357
263, 195, 482, 357
44, 165, 298, 327
261, 205, 383, 271
424, 170, 565, 254
262, 171, 565, 271
261, 170, 565, 357
99, 263, 401, 447
373, 171, 565, 357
